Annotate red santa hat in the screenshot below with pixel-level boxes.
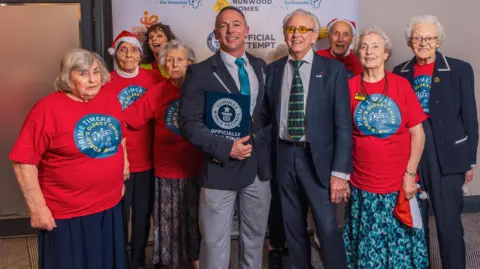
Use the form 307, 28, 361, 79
327, 18, 357, 35
393, 185, 427, 229
108, 30, 143, 56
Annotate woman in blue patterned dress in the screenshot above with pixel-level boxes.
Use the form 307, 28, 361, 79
343, 26, 429, 269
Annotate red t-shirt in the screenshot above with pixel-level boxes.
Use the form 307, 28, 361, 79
9, 90, 125, 219
413, 62, 435, 115
104, 69, 158, 173
316, 48, 363, 77
124, 79, 203, 178
348, 72, 426, 194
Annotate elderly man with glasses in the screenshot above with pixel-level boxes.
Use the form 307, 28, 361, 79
264, 8, 351, 269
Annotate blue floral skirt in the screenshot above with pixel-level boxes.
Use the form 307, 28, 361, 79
343, 185, 429, 269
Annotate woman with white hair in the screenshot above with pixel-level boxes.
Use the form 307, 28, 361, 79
9, 49, 128, 269
343, 27, 429, 268
104, 30, 160, 269
123, 39, 201, 269
393, 15, 478, 269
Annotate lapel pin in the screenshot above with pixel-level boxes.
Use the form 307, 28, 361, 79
434, 77, 440, 83
316, 72, 324, 78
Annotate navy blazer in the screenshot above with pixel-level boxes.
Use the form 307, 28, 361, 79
264, 52, 352, 187
393, 51, 478, 175
179, 51, 271, 190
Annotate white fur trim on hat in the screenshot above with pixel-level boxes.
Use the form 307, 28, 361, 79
108, 36, 142, 55
327, 18, 357, 35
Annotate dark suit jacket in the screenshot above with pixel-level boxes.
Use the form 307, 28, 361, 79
179, 51, 271, 190
393, 51, 478, 175
264, 52, 352, 187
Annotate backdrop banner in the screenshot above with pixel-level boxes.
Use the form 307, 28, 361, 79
112, 0, 358, 236
112, 0, 358, 63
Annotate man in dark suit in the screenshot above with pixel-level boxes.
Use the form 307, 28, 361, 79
179, 6, 271, 269
264, 8, 351, 269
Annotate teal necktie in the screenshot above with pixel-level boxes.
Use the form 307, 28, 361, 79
287, 60, 305, 141
235, 58, 250, 95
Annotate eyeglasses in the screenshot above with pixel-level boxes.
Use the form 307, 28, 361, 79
410, 36, 438, 44
285, 26, 314, 34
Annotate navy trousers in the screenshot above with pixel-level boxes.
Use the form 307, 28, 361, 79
277, 140, 347, 269
419, 119, 466, 269
124, 169, 155, 268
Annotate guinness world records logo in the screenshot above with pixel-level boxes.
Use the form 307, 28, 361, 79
212, 98, 242, 130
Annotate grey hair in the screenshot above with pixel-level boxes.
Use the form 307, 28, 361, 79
353, 26, 393, 61
405, 15, 445, 46
283, 8, 320, 32
54, 48, 110, 92
158, 39, 196, 67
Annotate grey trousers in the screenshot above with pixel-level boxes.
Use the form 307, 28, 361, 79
199, 177, 271, 269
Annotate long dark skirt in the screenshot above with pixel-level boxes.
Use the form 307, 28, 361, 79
152, 177, 200, 268
39, 201, 124, 269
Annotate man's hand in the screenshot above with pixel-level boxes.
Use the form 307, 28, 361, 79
30, 206, 57, 231
465, 169, 474, 184
330, 176, 350, 203
402, 174, 417, 200
229, 136, 252, 160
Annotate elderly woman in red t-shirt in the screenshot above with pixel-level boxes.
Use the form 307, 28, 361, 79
124, 39, 201, 269
103, 30, 160, 269
9, 49, 128, 269
343, 27, 429, 268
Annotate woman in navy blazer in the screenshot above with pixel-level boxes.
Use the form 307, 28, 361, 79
393, 14, 478, 269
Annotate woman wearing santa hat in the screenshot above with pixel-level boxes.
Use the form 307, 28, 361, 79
343, 26, 429, 268
104, 30, 159, 269
140, 23, 178, 81
393, 15, 478, 269
316, 18, 363, 78
124, 39, 201, 269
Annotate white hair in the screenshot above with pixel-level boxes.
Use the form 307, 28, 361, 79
405, 15, 445, 46
283, 8, 320, 32
158, 39, 196, 67
353, 26, 393, 61
54, 49, 110, 92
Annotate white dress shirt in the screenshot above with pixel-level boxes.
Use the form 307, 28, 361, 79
220, 50, 259, 114
279, 49, 349, 180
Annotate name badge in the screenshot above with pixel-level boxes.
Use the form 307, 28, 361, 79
354, 92, 366, 101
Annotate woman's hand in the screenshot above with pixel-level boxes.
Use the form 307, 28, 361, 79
402, 174, 417, 200
124, 160, 130, 181
30, 206, 57, 231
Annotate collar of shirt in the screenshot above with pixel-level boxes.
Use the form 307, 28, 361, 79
220, 49, 250, 69
287, 49, 314, 65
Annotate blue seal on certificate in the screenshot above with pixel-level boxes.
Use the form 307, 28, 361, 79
205, 91, 250, 141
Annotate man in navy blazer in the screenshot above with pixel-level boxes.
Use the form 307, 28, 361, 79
179, 6, 271, 269
264, 9, 351, 269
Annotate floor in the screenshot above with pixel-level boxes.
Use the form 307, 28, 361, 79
1, 214, 479, 269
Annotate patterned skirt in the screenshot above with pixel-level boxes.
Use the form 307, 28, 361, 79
343, 185, 429, 269
152, 177, 200, 267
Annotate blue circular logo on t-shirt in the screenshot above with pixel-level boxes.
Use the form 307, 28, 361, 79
117, 85, 147, 110
347, 70, 354, 79
165, 99, 180, 135
74, 114, 122, 158
354, 94, 402, 138
412, 75, 431, 114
